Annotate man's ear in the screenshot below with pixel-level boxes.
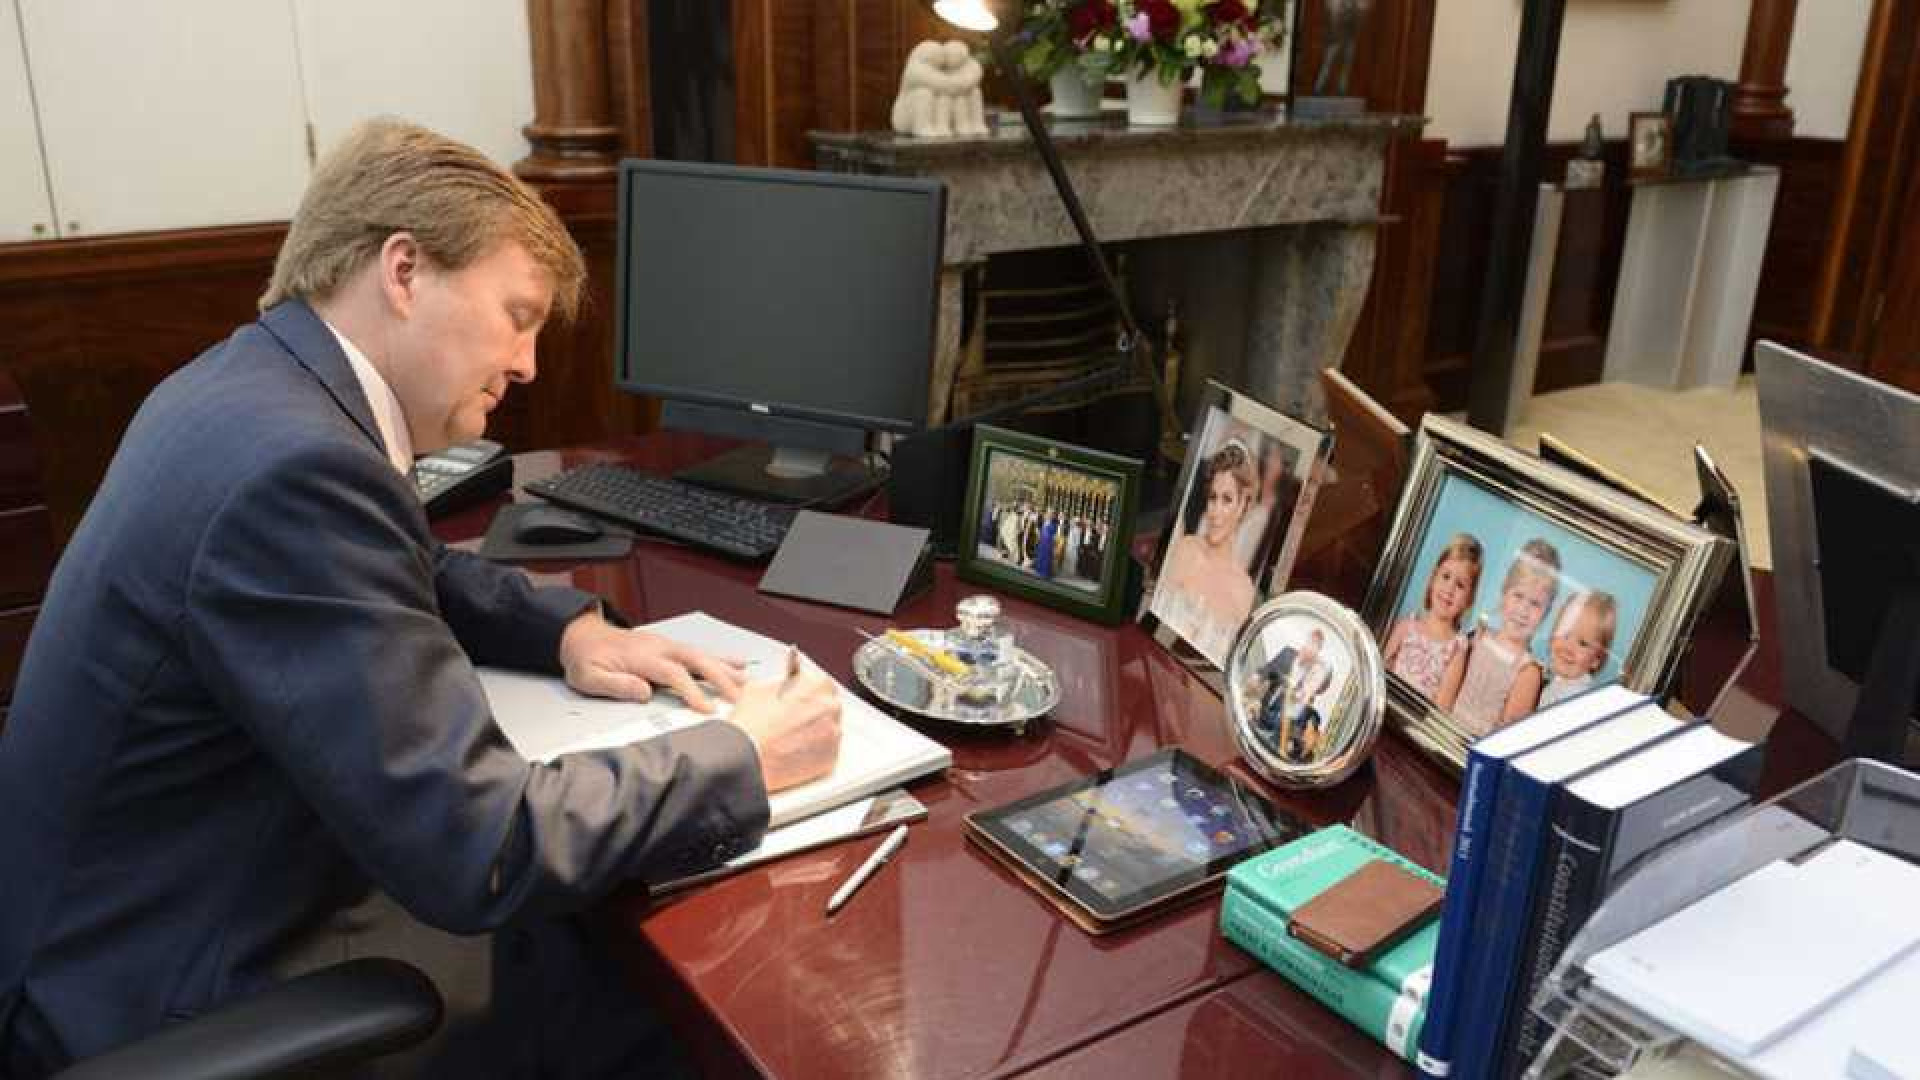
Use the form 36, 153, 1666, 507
377, 232, 423, 317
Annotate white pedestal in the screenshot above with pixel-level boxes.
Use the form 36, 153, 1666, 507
1603, 166, 1780, 391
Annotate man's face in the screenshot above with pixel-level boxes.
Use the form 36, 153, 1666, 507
386, 240, 551, 453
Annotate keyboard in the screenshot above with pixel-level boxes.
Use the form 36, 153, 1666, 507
525, 463, 796, 560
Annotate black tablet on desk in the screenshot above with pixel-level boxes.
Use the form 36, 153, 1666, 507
965, 749, 1304, 933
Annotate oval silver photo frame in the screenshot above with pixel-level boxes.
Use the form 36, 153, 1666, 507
1226, 590, 1386, 790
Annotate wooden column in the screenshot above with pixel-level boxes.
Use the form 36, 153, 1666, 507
517, 0, 622, 182
1732, 0, 1799, 141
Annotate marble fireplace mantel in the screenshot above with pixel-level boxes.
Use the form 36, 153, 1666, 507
811, 109, 1423, 424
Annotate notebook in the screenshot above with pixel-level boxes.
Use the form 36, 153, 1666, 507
480, 611, 952, 829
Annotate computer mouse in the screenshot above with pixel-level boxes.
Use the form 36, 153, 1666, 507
514, 505, 604, 546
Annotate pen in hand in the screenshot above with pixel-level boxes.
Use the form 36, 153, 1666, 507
781, 645, 801, 694
827, 824, 909, 915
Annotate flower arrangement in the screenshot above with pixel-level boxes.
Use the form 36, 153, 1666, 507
1012, 0, 1283, 108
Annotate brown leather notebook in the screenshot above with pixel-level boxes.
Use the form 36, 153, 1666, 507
1287, 858, 1443, 969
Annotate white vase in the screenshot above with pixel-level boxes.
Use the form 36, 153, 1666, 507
1048, 69, 1104, 119
1125, 70, 1185, 126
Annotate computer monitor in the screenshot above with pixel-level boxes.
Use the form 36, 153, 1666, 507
613, 159, 944, 504
1756, 341, 1920, 762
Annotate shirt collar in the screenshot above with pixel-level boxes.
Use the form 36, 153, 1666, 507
322, 320, 414, 476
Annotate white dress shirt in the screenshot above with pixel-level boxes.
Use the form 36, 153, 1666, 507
323, 321, 414, 476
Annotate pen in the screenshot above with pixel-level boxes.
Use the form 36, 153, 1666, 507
858, 628, 970, 677
826, 824, 909, 915
781, 645, 801, 693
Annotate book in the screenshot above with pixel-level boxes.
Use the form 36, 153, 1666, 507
1222, 826, 1445, 1061
1446, 701, 1684, 1080
653, 788, 927, 894
479, 611, 952, 829
1222, 887, 1429, 1063
1416, 681, 1647, 1077
1495, 723, 1763, 1078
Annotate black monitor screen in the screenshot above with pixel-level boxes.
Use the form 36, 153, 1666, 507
613, 160, 943, 435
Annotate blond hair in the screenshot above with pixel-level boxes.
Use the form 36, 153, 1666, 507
260, 118, 585, 322
1555, 589, 1619, 649
1504, 537, 1562, 595
1424, 532, 1483, 613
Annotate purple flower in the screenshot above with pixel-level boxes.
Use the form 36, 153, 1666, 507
1219, 37, 1257, 67
1126, 11, 1152, 42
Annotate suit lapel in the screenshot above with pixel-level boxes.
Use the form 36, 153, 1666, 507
259, 299, 388, 458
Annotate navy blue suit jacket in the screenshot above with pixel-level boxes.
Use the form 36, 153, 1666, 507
0, 301, 768, 1071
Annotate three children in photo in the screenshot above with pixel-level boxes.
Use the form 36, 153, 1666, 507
1384, 533, 1619, 737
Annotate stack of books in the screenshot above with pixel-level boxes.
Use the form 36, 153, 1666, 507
1414, 683, 1764, 1079
1221, 826, 1444, 1064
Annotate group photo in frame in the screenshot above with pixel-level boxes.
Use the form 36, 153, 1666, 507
1146, 382, 1331, 669
1226, 591, 1385, 790
957, 424, 1143, 625
1362, 416, 1732, 768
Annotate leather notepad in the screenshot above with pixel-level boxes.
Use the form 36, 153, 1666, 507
1287, 858, 1443, 969
757, 510, 933, 615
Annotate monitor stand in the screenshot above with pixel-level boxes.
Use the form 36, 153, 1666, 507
676, 444, 885, 508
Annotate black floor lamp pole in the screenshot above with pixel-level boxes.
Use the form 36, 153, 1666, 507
1465, 0, 1568, 433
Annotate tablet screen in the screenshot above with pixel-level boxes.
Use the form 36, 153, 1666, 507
968, 748, 1304, 922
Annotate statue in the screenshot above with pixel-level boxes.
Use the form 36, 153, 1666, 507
891, 41, 989, 138
1312, 0, 1372, 98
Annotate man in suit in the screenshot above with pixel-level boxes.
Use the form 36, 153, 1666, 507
0, 119, 842, 1077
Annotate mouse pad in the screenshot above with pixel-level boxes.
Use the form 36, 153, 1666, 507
478, 503, 634, 562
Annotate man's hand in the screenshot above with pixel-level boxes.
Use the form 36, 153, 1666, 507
728, 653, 842, 793
558, 612, 744, 713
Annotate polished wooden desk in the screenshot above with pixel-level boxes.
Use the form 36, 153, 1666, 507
443, 434, 1835, 1080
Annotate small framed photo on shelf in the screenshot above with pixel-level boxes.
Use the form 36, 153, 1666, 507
1628, 111, 1671, 179
957, 425, 1143, 625
1361, 415, 1732, 770
1145, 382, 1332, 669
1227, 591, 1385, 790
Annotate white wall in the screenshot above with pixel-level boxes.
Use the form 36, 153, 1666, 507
1426, 0, 1818, 148
1786, 0, 1872, 139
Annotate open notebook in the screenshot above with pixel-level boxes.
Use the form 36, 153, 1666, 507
480, 611, 951, 829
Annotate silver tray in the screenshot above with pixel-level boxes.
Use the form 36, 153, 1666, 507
851, 629, 1059, 734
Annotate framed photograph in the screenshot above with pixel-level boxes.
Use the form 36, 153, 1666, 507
1628, 111, 1671, 179
1362, 416, 1732, 770
1227, 591, 1385, 790
958, 425, 1143, 625
1145, 382, 1331, 669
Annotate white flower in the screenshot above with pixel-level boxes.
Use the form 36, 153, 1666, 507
1097, 35, 1116, 51
1201, 40, 1219, 58
1183, 36, 1203, 58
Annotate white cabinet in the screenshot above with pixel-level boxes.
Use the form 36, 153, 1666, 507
293, 0, 534, 171
0, 0, 55, 242
19, 0, 311, 236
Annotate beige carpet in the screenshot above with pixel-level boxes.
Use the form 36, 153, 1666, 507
1505, 377, 1771, 568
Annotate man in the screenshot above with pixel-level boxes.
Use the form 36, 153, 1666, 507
0, 119, 842, 1076
1281, 630, 1335, 762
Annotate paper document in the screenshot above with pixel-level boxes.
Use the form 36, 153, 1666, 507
1587, 852, 1920, 1062
654, 788, 927, 894
481, 611, 951, 829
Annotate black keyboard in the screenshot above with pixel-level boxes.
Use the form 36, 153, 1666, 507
526, 463, 795, 560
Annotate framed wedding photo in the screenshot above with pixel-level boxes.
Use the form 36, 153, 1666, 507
1361, 416, 1732, 770
958, 425, 1143, 625
1146, 382, 1331, 669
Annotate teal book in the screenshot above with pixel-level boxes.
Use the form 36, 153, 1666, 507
1222, 887, 1428, 1062
1221, 826, 1445, 1063
1226, 825, 1443, 1003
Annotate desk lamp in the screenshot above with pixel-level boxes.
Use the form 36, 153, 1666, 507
923, 0, 1185, 463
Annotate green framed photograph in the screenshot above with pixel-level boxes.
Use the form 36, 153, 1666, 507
957, 425, 1143, 625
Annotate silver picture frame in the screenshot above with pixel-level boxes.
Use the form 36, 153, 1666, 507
1227, 590, 1386, 790
1362, 415, 1733, 770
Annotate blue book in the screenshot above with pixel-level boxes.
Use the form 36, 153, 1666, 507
1492, 723, 1763, 1079
1446, 701, 1684, 1080
1414, 682, 1645, 1077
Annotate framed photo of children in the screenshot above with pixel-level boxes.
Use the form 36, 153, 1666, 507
1361, 416, 1733, 770
958, 425, 1143, 625
1145, 382, 1332, 669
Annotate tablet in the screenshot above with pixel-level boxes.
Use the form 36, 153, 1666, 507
965, 748, 1304, 932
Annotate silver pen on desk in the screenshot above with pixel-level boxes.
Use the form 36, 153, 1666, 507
826, 824, 909, 915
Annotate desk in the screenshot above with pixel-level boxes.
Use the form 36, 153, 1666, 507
442, 434, 1835, 1079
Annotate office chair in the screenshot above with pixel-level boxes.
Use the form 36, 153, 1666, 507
54, 958, 442, 1080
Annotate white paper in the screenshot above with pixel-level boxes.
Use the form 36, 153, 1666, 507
480, 611, 951, 829
1588, 856, 1920, 1061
